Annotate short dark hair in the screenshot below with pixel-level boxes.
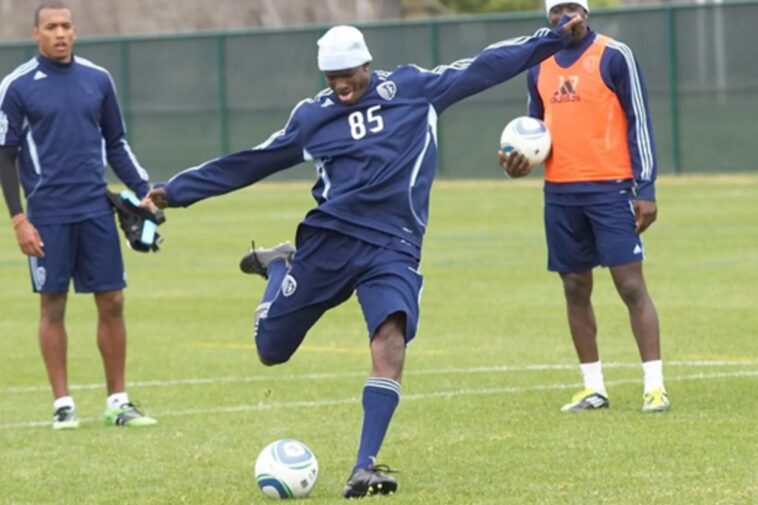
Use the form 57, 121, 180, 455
34, 2, 71, 27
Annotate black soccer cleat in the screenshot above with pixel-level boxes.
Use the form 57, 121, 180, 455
342, 464, 398, 499
239, 241, 295, 278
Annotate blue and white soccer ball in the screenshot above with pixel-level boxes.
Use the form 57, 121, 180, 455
499, 116, 552, 169
254, 439, 319, 499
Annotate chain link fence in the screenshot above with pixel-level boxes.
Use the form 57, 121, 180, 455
1, 1, 754, 180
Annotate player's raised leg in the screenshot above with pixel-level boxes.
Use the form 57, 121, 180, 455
247, 232, 361, 368
239, 240, 303, 364
239, 241, 295, 278
239, 240, 295, 338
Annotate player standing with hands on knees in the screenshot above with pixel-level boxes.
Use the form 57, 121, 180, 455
500, 0, 668, 413
146, 17, 582, 497
0, 2, 157, 429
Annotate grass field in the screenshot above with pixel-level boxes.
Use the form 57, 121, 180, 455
1, 175, 757, 504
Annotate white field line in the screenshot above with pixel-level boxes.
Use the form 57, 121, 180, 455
1, 368, 757, 430
4, 360, 757, 394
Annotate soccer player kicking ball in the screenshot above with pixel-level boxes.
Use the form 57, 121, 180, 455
500, 0, 669, 414
146, 17, 582, 497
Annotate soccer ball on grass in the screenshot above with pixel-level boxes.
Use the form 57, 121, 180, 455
254, 439, 319, 499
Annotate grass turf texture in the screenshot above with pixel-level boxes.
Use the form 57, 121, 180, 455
1, 175, 757, 504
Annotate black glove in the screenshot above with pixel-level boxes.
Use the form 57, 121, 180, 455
107, 190, 166, 252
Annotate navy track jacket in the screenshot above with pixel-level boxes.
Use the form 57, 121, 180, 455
162, 27, 574, 258
0, 54, 149, 224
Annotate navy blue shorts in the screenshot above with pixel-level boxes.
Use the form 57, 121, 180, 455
544, 200, 645, 273
256, 227, 424, 364
28, 214, 126, 293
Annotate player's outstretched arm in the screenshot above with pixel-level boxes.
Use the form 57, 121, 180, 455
152, 104, 309, 209
425, 13, 582, 112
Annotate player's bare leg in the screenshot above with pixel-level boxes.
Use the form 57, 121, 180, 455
343, 313, 404, 498
369, 313, 406, 381
559, 271, 609, 411
560, 270, 598, 363
96, 289, 157, 427
610, 262, 668, 412
39, 292, 69, 399
609, 262, 660, 361
40, 292, 80, 429
94, 289, 127, 395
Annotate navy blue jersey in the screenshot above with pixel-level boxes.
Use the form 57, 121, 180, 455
161, 29, 570, 258
0, 55, 149, 225
526, 29, 657, 203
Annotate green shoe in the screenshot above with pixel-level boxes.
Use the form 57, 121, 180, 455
52, 406, 80, 430
104, 402, 157, 427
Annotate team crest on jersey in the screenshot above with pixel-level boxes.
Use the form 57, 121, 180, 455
583, 55, 600, 74
36, 266, 46, 287
377, 81, 397, 101
281, 274, 297, 297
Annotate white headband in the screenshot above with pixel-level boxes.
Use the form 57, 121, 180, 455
545, 0, 590, 16
317, 25, 373, 72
